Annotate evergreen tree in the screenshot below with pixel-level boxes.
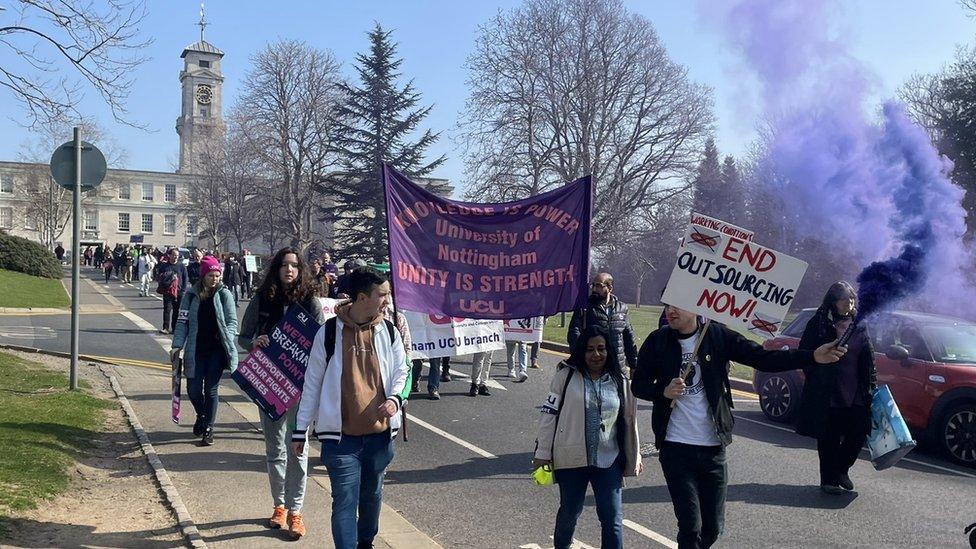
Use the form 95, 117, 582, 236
321, 24, 446, 261
719, 155, 745, 225
691, 138, 722, 217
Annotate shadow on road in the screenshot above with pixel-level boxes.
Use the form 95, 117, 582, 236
0, 519, 184, 548
385, 451, 531, 485
623, 482, 857, 509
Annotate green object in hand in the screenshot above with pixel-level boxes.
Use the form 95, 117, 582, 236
532, 464, 554, 486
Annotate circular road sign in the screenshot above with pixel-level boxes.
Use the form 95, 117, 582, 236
50, 140, 107, 192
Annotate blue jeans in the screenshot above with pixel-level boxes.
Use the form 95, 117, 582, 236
320, 431, 395, 549
187, 349, 225, 429
506, 341, 527, 374
553, 461, 623, 549
261, 406, 308, 511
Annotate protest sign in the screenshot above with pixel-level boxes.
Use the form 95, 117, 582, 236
384, 164, 591, 320
171, 355, 182, 424
232, 304, 321, 421
320, 297, 341, 320
503, 317, 544, 343
403, 309, 505, 359
661, 218, 807, 339
689, 211, 754, 242
244, 255, 258, 273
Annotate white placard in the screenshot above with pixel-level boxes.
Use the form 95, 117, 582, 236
689, 211, 755, 242
503, 317, 544, 343
662, 217, 807, 339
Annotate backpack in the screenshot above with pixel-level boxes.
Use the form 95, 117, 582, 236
157, 268, 179, 297
322, 316, 397, 365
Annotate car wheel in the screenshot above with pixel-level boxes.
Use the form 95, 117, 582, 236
940, 403, 976, 468
758, 373, 799, 423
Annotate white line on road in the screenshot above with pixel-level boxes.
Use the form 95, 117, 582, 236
735, 415, 976, 479
408, 414, 497, 459
448, 368, 507, 391
120, 310, 171, 354
623, 520, 678, 548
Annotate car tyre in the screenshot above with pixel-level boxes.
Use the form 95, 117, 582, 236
939, 402, 976, 468
758, 373, 799, 423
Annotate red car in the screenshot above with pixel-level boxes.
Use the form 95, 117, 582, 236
753, 309, 976, 468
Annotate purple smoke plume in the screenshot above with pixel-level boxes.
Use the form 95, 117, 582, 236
701, 0, 975, 319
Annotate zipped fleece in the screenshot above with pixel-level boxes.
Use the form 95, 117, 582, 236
534, 362, 641, 476
293, 313, 408, 443
171, 285, 238, 378
632, 323, 815, 449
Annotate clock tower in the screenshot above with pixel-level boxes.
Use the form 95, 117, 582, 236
176, 10, 225, 174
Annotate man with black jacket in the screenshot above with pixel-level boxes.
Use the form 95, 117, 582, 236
568, 273, 638, 371
154, 247, 189, 334
631, 303, 846, 549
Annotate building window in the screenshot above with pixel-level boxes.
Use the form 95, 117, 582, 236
199, 106, 209, 117
0, 173, 12, 194
199, 60, 210, 68
0, 207, 11, 228
186, 215, 197, 236
24, 212, 36, 230
165, 183, 177, 202
164, 214, 176, 235
118, 213, 130, 232
84, 210, 98, 231
118, 182, 130, 199
141, 182, 153, 201
141, 213, 153, 233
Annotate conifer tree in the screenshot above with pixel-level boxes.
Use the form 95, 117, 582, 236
321, 24, 446, 261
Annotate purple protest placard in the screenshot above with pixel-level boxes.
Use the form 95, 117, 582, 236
231, 304, 321, 421
384, 164, 591, 319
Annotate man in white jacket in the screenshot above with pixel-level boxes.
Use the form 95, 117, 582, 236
292, 267, 408, 549
136, 247, 157, 297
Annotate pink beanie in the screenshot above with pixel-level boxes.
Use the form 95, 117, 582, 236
200, 255, 222, 275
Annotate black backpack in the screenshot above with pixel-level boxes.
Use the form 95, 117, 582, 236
323, 316, 397, 364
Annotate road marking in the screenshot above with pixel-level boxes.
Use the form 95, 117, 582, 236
732, 388, 758, 399
120, 310, 171, 354
408, 414, 497, 458
735, 415, 976, 479
540, 347, 569, 358
623, 520, 678, 548
85, 354, 171, 371
447, 368, 507, 391
520, 537, 597, 549
0, 326, 58, 339
85, 276, 125, 308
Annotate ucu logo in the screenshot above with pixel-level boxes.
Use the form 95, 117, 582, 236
429, 315, 464, 325
459, 299, 505, 314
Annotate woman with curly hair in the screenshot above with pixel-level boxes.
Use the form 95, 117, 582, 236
238, 247, 326, 540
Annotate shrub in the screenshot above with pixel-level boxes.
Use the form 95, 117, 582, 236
0, 235, 62, 278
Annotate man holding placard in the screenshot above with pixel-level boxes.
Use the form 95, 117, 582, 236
631, 215, 849, 549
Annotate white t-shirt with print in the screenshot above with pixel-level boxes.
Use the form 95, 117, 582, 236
665, 332, 722, 446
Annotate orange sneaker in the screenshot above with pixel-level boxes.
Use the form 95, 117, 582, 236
269, 505, 287, 529
287, 511, 306, 539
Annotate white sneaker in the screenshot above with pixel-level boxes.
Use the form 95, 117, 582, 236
515, 371, 528, 383
508, 369, 516, 378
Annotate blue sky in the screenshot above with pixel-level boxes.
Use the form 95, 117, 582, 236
1, 0, 972, 194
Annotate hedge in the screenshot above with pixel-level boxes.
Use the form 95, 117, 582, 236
0, 235, 63, 278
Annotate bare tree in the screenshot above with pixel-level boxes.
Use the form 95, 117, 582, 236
0, 0, 150, 128
235, 40, 344, 253
15, 117, 129, 249
460, 0, 714, 248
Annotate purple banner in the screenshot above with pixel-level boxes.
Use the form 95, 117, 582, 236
384, 164, 591, 319
231, 304, 321, 421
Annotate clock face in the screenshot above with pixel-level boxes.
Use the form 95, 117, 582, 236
195, 84, 213, 105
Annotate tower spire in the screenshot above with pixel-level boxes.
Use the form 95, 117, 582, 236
198, 2, 207, 42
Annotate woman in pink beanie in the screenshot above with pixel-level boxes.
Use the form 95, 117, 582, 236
171, 254, 239, 446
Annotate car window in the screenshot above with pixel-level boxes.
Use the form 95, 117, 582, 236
782, 310, 814, 338
892, 321, 934, 362
921, 322, 976, 364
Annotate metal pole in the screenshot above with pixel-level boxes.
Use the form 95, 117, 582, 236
70, 127, 81, 390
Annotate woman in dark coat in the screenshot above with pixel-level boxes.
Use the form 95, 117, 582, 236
795, 281, 877, 494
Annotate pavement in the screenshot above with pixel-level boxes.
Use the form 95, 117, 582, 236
3, 268, 976, 548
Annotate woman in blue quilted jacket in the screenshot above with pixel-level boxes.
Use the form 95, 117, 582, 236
170, 255, 239, 446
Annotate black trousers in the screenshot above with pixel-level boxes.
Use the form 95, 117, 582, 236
659, 441, 727, 549
817, 406, 869, 485
162, 294, 180, 332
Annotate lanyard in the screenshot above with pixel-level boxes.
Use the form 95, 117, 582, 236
585, 374, 606, 432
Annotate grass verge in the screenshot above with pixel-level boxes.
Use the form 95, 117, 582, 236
0, 352, 110, 534
0, 270, 69, 309
544, 304, 758, 383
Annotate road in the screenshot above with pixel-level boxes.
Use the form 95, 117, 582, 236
1, 268, 974, 548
